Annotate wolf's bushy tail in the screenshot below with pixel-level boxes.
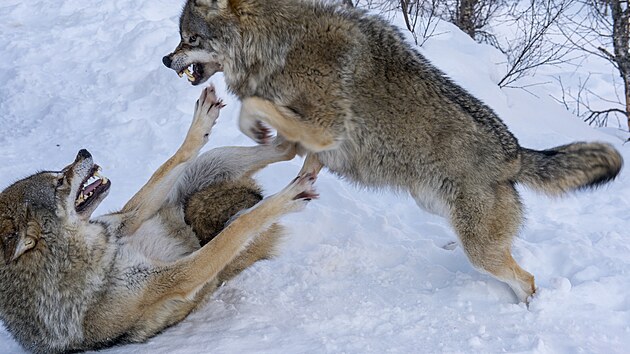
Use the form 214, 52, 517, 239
516, 142, 623, 196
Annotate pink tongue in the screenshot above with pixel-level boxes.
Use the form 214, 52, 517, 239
84, 180, 101, 195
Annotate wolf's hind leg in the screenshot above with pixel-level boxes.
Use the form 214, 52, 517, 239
228, 135, 298, 178
167, 137, 297, 205
451, 182, 535, 303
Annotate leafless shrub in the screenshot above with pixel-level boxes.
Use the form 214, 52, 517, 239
559, 0, 630, 130
399, 0, 446, 45
493, 0, 576, 88
340, 0, 355, 7
443, 0, 508, 45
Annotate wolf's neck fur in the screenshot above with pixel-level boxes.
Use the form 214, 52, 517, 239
222, 0, 326, 97
0, 224, 114, 351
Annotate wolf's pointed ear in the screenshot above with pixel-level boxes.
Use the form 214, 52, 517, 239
0, 206, 41, 265
11, 233, 38, 263
12, 206, 41, 262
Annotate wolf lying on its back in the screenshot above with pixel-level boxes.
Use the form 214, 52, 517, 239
0, 86, 317, 353
163, 0, 623, 303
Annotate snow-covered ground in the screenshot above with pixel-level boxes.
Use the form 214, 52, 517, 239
1, 1, 629, 353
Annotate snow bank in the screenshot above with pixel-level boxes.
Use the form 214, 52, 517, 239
1, 1, 628, 353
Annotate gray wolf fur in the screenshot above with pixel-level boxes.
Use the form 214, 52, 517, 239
0, 86, 317, 353
162, 0, 623, 303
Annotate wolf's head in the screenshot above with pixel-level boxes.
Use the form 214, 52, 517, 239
0, 149, 110, 265
162, 0, 244, 86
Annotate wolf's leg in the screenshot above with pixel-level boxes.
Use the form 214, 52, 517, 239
167, 136, 297, 206
138, 175, 317, 315
298, 153, 324, 177
120, 86, 224, 234
216, 223, 284, 283
450, 182, 535, 303
239, 97, 340, 152
208, 135, 298, 179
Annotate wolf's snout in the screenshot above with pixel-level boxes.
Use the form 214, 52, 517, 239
76, 149, 92, 161
162, 55, 172, 68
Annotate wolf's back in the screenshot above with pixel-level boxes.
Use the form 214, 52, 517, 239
516, 142, 622, 195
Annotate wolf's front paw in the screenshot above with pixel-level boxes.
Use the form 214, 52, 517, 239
191, 85, 225, 142
239, 114, 273, 145
246, 120, 273, 144
276, 173, 319, 213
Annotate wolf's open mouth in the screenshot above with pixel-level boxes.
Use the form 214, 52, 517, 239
75, 165, 111, 213
178, 63, 204, 84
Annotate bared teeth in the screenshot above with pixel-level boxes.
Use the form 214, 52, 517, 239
94, 170, 109, 184
76, 193, 85, 206
184, 68, 194, 80
75, 190, 96, 206
178, 65, 196, 82
75, 167, 110, 207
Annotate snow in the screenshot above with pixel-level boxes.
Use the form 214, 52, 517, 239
1, 1, 629, 353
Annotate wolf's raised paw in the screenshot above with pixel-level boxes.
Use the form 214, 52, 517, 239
251, 120, 273, 145
191, 85, 224, 140
276, 173, 318, 213
291, 174, 318, 201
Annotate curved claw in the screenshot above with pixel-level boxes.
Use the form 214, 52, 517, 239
253, 120, 273, 144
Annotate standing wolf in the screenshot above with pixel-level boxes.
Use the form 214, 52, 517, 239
162, 0, 623, 302
0, 86, 317, 353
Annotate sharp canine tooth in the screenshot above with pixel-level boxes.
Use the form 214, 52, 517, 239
178, 71, 183, 77
184, 68, 194, 80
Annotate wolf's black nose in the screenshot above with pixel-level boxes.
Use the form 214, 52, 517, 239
77, 149, 92, 160
162, 55, 172, 68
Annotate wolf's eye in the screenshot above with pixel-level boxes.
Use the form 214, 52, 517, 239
56, 177, 65, 188
189, 35, 198, 44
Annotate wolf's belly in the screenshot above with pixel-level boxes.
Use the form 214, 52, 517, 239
315, 141, 453, 216
315, 143, 418, 188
